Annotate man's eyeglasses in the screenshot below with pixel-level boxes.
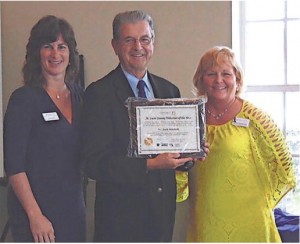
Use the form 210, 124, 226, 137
122, 36, 153, 46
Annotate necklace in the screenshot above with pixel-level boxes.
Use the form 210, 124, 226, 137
45, 84, 68, 100
207, 98, 236, 120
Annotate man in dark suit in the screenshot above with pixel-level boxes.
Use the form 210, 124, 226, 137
81, 10, 197, 242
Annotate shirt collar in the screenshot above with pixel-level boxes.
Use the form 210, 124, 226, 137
121, 65, 152, 96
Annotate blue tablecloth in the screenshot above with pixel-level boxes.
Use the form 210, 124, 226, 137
275, 208, 299, 243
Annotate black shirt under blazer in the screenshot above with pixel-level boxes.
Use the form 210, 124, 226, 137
82, 65, 181, 242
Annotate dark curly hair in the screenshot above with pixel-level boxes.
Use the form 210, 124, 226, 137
22, 15, 79, 87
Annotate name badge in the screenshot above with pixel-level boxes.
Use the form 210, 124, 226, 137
232, 117, 250, 127
42, 112, 59, 122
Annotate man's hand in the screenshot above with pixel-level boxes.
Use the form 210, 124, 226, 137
147, 153, 193, 170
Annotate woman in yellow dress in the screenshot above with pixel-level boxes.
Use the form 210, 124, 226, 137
181, 46, 296, 242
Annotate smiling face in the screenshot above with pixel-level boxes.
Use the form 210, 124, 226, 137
203, 62, 238, 103
40, 35, 70, 80
111, 20, 154, 79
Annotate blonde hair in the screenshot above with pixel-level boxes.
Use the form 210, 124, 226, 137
193, 46, 244, 97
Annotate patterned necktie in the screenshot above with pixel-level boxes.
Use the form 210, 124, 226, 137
137, 80, 147, 98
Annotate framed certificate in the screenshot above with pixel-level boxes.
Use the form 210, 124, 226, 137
127, 97, 207, 158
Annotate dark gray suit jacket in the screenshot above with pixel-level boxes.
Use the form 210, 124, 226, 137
81, 65, 181, 242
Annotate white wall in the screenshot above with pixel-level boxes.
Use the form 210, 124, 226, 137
1, 1, 231, 111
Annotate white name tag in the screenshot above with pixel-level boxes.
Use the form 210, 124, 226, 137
42, 112, 59, 121
232, 117, 250, 127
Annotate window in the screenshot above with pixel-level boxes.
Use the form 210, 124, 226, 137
232, 0, 300, 215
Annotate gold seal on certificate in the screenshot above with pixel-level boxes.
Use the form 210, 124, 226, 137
126, 97, 207, 158
144, 137, 153, 146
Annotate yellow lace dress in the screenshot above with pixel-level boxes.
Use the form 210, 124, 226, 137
177, 100, 296, 242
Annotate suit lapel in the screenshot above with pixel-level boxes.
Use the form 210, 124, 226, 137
111, 65, 135, 105
148, 73, 162, 98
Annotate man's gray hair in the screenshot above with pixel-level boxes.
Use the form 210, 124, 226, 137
112, 10, 155, 40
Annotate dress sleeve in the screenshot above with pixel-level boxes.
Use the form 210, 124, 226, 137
244, 101, 296, 208
4, 88, 34, 176
176, 171, 189, 202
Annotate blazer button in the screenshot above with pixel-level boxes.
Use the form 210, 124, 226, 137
157, 187, 163, 193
